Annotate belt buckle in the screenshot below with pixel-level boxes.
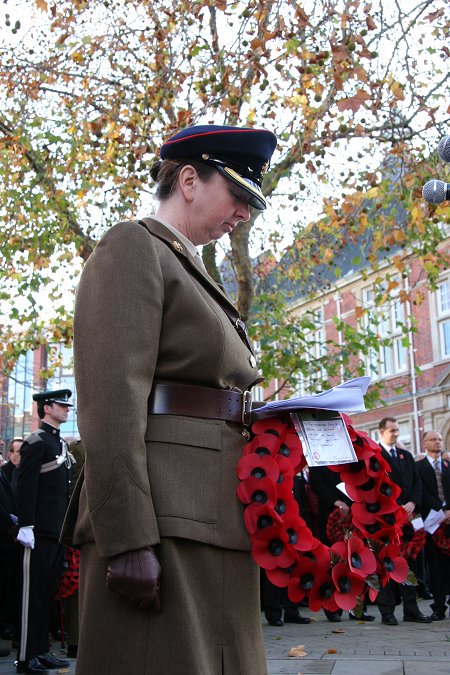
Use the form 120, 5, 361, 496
241, 390, 252, 426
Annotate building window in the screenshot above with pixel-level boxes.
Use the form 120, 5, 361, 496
294, 308, 327, 396
5, 350, 34, 438
437, 279, 450, 358
363, 285, 407, 379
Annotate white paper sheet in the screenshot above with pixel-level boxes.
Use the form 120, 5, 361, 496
423, 509, 446, 534
254, 376, 371, 416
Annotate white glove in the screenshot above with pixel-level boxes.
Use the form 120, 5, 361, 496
17, 526, 35, 549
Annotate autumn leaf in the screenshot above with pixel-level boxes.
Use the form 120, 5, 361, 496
336, 89, 371, 112
288, 645, 307, 657
35, 0, 48, 11
390, 81, 405, 100
366, 15, 377, 30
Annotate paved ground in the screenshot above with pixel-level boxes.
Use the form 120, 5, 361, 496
0, 599, 448, 674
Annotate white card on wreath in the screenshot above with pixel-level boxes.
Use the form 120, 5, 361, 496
291, 410, 358, 467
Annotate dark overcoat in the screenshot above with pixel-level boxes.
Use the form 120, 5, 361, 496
61, 217, 267, 675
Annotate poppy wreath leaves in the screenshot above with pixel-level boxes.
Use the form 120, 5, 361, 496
432, 523, 450, 557
237, 416, 410, 612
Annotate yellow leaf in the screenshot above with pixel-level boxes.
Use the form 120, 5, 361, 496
323, 248, 334, 264
71, 52, 84, 64
390, 81, 405, 100
35, 0, 48, 11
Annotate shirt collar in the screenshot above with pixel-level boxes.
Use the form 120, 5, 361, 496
152, 215, 201, 259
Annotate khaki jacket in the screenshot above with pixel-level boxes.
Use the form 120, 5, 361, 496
61, 217, 259, 557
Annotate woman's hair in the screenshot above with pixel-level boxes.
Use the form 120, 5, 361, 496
150, 158, 216, 200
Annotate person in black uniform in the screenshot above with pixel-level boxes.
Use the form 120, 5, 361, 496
376, 416, 432, 625
15, 390, 75, 674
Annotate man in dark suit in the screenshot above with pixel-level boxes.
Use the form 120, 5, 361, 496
15, 390, 75, 674
416, 430, 450, 621
376, 416, 432, 625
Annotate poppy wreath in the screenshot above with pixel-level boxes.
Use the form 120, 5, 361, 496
326, 506, 353, 545
327, 510, 425, 562
432, 523, 450, 557
55, 546, 80, 600
399, 523, 426, 561
237, 414, 411, 612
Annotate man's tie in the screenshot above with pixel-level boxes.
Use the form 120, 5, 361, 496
433, 458, 445, 503
389, 447, 397, 459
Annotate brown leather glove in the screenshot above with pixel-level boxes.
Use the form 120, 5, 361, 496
106, 546, 161, 612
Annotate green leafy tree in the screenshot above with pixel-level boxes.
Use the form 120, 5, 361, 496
0, 0, 449, 397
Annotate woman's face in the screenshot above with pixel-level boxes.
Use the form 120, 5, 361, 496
186, 170, 251, 245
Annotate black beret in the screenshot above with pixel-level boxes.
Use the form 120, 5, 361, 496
33, 389, 73, 407
160, 124, 277, 210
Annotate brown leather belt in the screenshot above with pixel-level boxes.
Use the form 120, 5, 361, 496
148, 382, 252, 425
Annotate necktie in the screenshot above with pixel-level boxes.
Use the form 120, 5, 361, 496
389, 447, 397, 459
433, 458, 445, 503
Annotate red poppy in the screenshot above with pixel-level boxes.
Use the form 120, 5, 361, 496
336, 460, 370, 486
251, 525, 298, 570
237, 475, 277, 506
366, 453, 391, 477
287, 558, 317, 603
275, 431, 304, 470
243, 501, 282, 535
352, 494, 400, 523
332, 561, 365, 610
252, 417, 289, 439
377, 544, 409, 583
308, 573, 340, 613
282, 512, 315, 552
242, 432, 283, 458
266, 563, 296, 588
274, 454, 296, 495
302, 540, 331, 575
347, 535, 377, 577
237, 453, 280, 483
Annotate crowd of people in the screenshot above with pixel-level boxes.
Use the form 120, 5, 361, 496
1, 410, 450, 670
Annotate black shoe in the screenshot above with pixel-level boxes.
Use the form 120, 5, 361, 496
326, 611, 342, 622
349, 611, 375, 622
36, 652, 70, 669
418, 590, 433, 600
268, 619, 284, 626
403, 612, 432, 623
382, 614, 398, 626
16, 658, 49, 674
66, 645, 78, 658
430, 611, 446, 621
284, 615, 311, 624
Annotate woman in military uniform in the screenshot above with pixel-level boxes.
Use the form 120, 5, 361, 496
62, 124, 277, 674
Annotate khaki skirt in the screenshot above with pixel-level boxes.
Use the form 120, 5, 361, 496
75, 538, 268, 675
